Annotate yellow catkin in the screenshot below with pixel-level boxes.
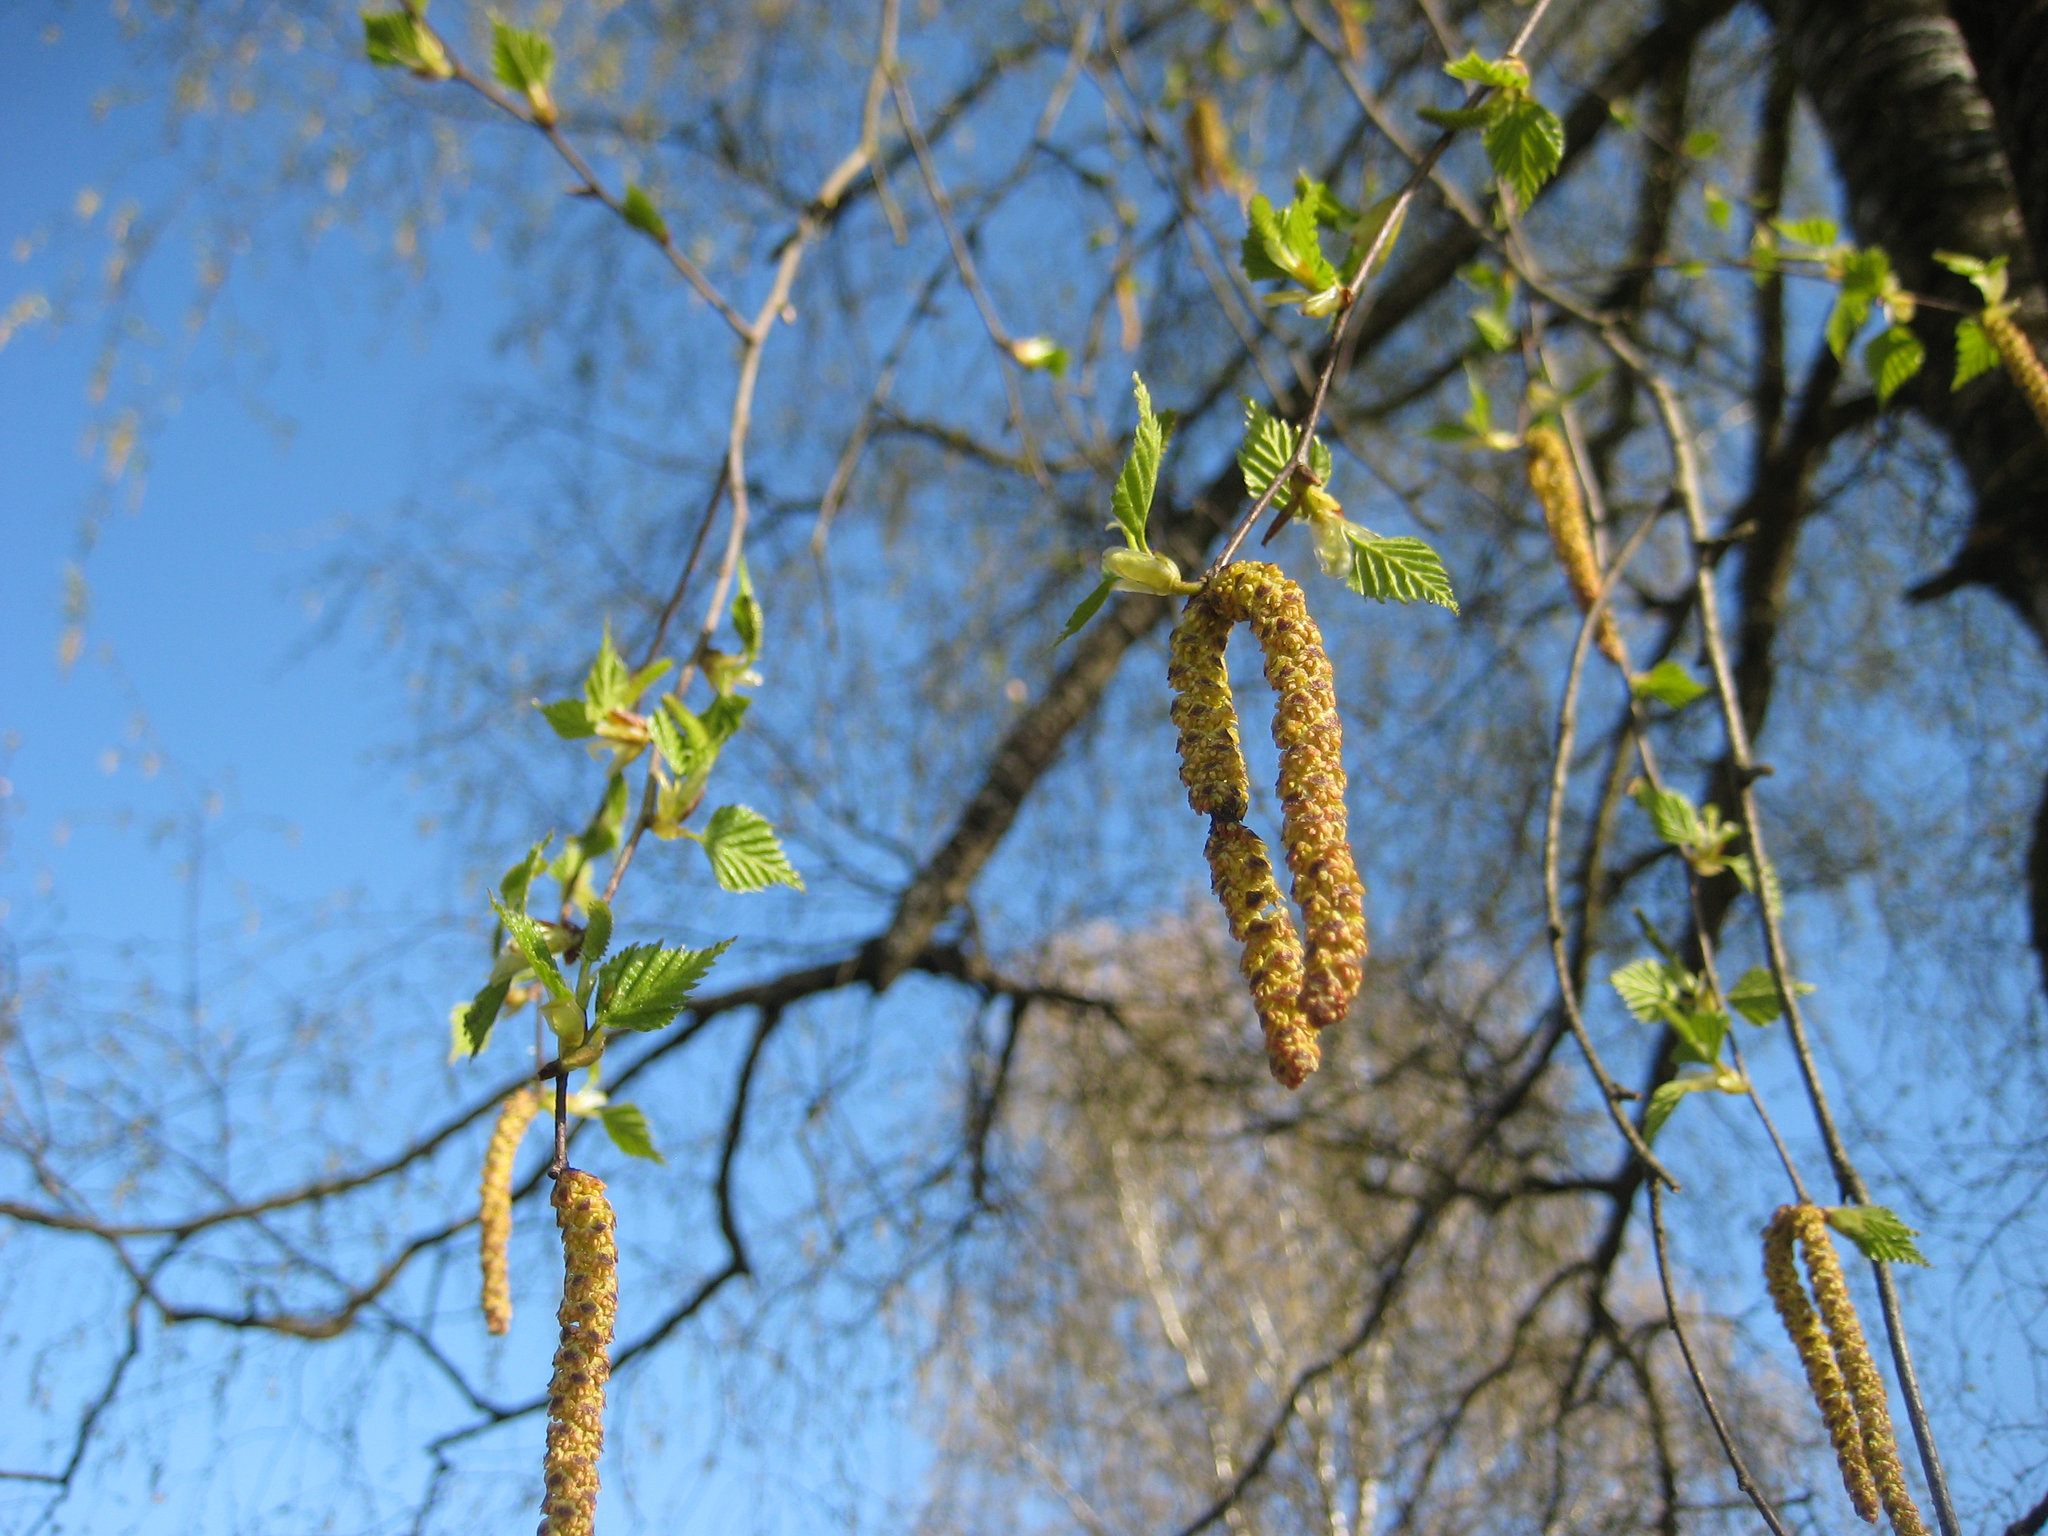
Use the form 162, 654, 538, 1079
1205, 818, 1319, 1087
1168, 596, 1251, 820
1765, 1206, 1878, 1522
480, 1085, 544, 1336
1983, 308, 2048, 442
1793, 1207, 1928, 1536
540, 1170, 617, 1536
1201, 563, 1368, 1034
1525, 425, 1626, 668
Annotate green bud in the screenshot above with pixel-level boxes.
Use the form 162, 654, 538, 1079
1102, 547, 1193, 596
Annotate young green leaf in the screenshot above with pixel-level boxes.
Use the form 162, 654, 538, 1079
458, 975, 514, 1057
363, 12, 452, 78
536, 697, 598, 739
1682, 129, 1720, 159
1418, 102, 1508, 132
1237, 398, 1298, 501
1825, 1205, 1930, 1266
490, 21, 555, 123
1442, 51, 1528, 90
1630, 659, 1710, 709
1773, 216, 1840, 250
1953, 316, 2000, 389
1483, 96, 1564, 206
732, 556, 763, 663
1645, 1074, 1717, 1142
598, 1101, 664, 1162
1344, 530, 1459, 612
701, 804, 805, 893
1469, 306, 1516, 352
1723, 852, 1783, 919
492, 899, 572, 1002
582, 624, 632, 712
1052, 575, 1118, 648
622, 184, 670, 244
1864, 324, 1925, 403
1111, 374, 1166, 552
1824, 246, 1892, 359
1702, 184, 1732, 231
594, 939, 733, 1031
580, 898, 614, 970
1611, 957, 1692, 1022
1727, 964, 1815, 1025
1631, 780, 1702, 847
1934, 250, 2009, 307
500, 838, 553, 911
1666, 1006, 1728, 1066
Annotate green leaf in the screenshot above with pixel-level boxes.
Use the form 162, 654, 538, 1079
1237, 398, 1297, 501
595, 939, 733, 1032
652, 697, 715, 782
1935, 250, 2009, 307
458, 975, 513, 1057
537, 697, 598, 738
1645, 1074, 1717, 1142
1241, 195, 1295, 284
1483, 96, 1564, 206
1344, 530, 1459, 613
1632, 780, 1702, 847
1954, 316, 2000, 389
702, 692, 749, 744
701, 804, 805, 893
500, 838, 553, 911
599, 1101, 664, 1162
1727, 965, 1814, 1025
1825, 1205, 1930, 1266
1723, 853, 1783, 919
622, 184, 669, 244
1824, 247, 1892, 359
490, 21, 553, 95
1665, 1006, 1728, 1066
1293, 173, 1353, 229
363, 12, 451, 77
492, 898, 572, 1002
1470, 306, 1516, 352
1682, 129, 1720, 159
1702, 184, 1732, 231
1241, 190, 1337, 292
1053, 575, 1117, 648
580, 898, 614, 970
1111, 374, 1166, 552
582, 625, 631, 713
1864, 324, 1925, 403
1611, 957, 1692, 1022
732, 556, 763, 663
1442, 51, 1527, 90
1773, 216, 1839, 250
1418, 102, 1508, 132
1631, 659, 1710, 709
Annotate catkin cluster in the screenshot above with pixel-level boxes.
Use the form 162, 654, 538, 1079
1525, 425, 1626, 668
480, 1085, 544, 1336
540, 1170, 618, 1536
1169, 561, 1367, 1087
1763, 1205, 1926, 1535
1983, 308, 2048, 440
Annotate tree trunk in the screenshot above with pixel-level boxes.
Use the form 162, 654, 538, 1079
1944, 0, 2048, 283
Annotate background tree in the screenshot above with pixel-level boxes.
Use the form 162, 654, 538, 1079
4, 1, 2047, 1533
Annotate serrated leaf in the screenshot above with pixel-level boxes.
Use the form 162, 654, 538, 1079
1825, 1205, 1930, 1267
1864, 324, 1925, 403
537, 697, 597, 738
701, 804, 804, 893
652, 697, 712, 776
1241, 195, 1295, 285
1727, 965, 1814, 1025
458, 975, 513, 1057
493, 899, 572, 1002
1631, 659, 1711, 709
1611, 957, 1692, 1022
622, 184, 669, 243
1344, 530, 1458, 613
1773, 216, 1839, 250
1954, 316, 1999, 389
1053, 576, 1117, 648
582, 625, 631, 712
1280, 195, 1339, 289
732, 556, 762, 662
1665, 1006, 1728, 1066
1237, 398, 1297, 501
1443, 51, 1527, 89
1632, 780, 1702, 847
599, 1101, 664, 1162
500, 838, 553, 911
1645, 1074, 1717, 1142
363, 12, 450, 77
581, 898, 613, 969
1484, 96, 1564, 206
595, 939, 733, 1032
490, 21, 553, 95
1111, 374, 1164, 552
1293, 173, 1352, 228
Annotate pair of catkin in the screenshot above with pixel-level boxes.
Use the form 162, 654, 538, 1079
1525, 425, 1626, 668
1763, 1205, 1926, 1535
541, 1170, 618, 1536
1169, 561, 1367, 1087
481, 1085, 545, 1335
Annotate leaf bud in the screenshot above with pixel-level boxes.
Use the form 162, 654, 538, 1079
1102, 547, 1192, 596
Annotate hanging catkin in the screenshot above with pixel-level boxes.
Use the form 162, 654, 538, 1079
1168, 561, 1367, 1084
540, 1170, 617, 1536
1793, 1205, 1928, 1536
480, 1085, 544, 1335
1764, 1206, 1877, 1521
1525, 425, 1626, 668
1983, 308, 2048, 440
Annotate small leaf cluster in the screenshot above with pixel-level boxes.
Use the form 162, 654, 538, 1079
1057, 375, 1193, 645
362, 10, 452, 80
1758, 221, 1924, 403
1824, 1204, 1930, 1267
1419, 52, 1564, 207
1935, 252, 2012, 389
1240, 175, 1404, 317
1630, 779, 1771, 904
